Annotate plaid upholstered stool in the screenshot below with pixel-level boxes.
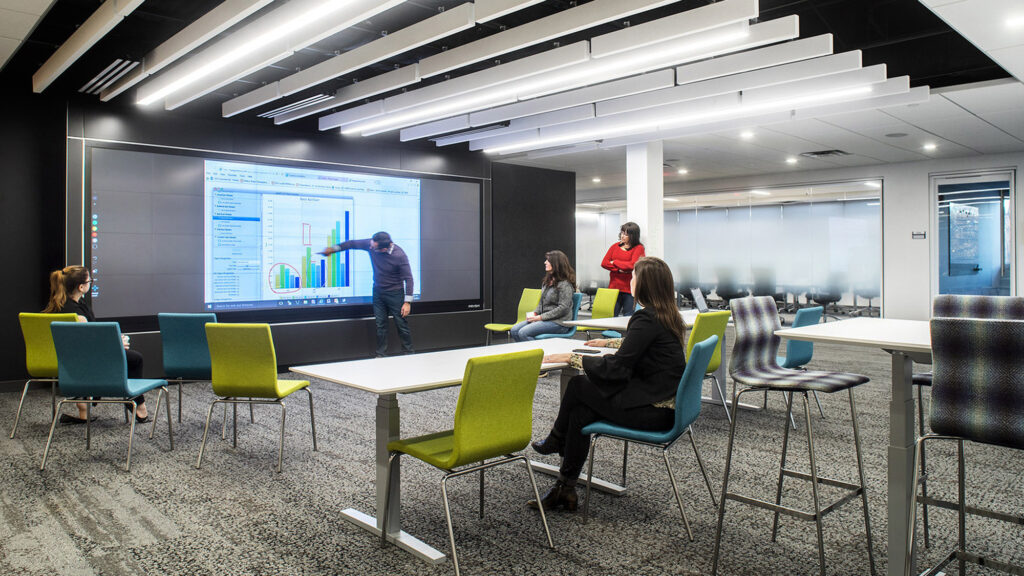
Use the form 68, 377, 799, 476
904, 301, 1024, 576
711, 296, 876, 576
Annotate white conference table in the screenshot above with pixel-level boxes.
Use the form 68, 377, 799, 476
776, 317, 931, 576
567, 309, 751, 411
290, 339, 599, 564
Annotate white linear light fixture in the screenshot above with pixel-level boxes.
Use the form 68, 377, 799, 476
338, 21, 758, 136
101, 0, 274, 101
482, 84, 880, 154
222, 2, 477, 118
272, 0, 691, 125
33, 0, 145, 93
136, 0, 405, 107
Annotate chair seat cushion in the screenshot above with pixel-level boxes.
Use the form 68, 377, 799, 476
912, 372, 932, 387
534, 331, 575, 340
731, 366, 868, 393
484, 323, 513, 332
581, 420, 677, 445
275, 379, 310, 399
603, 330, 622, 338
125, 378, 169, 397
389, 430, 456, 470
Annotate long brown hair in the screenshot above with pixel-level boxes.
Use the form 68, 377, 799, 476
43, 265, 89, 313
632, 257, 685, 344
543, 250, 576, 289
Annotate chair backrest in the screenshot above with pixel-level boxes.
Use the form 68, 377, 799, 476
691, 288, 709, 313
516, 288, 543, 323
570, 292, 583, 321
674, 335, 718, 432
591, 288, 619, 320
449, 349, 544, 468
158, 312, 217, 379
781, 306, 823, 368
205, 323, 280, 398
728, 296, 782, 374
19, 313, 79, 378
686, 311, 730, 373
933, 294, 1024, 320
929, 317, 1024, 450
51, 322, 130, 398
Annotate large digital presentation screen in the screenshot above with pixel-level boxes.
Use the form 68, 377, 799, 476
87, 147, 482, 322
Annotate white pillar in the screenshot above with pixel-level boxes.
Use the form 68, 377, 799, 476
625, 141, 664, 257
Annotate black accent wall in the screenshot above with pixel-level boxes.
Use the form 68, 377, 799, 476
0, 92, 575, 382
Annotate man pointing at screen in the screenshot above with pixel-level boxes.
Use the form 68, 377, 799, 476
321, 231, 414, 357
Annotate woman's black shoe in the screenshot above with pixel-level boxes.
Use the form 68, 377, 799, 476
124, 405, 151, 424
527, 481, 578, 512
531, 433, 564, 456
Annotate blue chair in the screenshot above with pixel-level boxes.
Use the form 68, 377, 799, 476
774, 306, 826, 426
158, 313, 217, 423
534, 293, 584, 340
580, 335, 720, 539
42, 323, 173, 472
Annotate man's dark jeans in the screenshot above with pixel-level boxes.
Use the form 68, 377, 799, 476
373, 287, 413, 356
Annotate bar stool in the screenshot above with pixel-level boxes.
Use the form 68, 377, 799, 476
711, 296, 876, 576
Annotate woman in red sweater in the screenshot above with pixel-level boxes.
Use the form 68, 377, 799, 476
601, 221, 645, 316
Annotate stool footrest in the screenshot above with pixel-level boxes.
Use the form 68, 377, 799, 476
918, 495, 1024, 525
781, 468, 861, 492
726, 469, 864, 522
922, 549, 1024, 576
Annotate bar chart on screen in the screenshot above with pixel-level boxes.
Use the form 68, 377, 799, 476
262, 196, 353, 300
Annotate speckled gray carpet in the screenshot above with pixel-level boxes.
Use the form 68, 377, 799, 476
2, 330, 1022, 575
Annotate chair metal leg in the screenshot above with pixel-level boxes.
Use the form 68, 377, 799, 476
221, 402, 228, 440
380, 452, 400, 548
957, 439, 967, 576
771, 391, 797, 541
523, 457, 554, 549
87, 402, 93, 450
848, 389, 877, 575
440, 475, 462, 576
801, 394, 827, 576
662, 448, 694, 542
277, 401, 286, 473
621, 440, 629, 487
10, 379, 33, 439
40, 399, 67, 470
783, 392, 799, 430
917, 384, 931, 548
305, 387, 318, 451
196, 399, 221, 469
478, 467, 486, 519
149, 387, 174, 450
713, 387, 753, 575
52, 381, 57, 418
177, 381, 182, 423
688, 426, 717, 507
811, 390, 826, 419
233, 403, 238, 448
250, 400, 255, 424
125, 401, 137, 472
583, 435, 600, 523
711, 375, 732, 424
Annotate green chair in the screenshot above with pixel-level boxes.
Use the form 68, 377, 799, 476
11, 313, 78, 438
484, 288, 541, 344
380, 349, 552, 576
576, 287, 622, 338
686, 311, 732, 422
197, 323, 317, 473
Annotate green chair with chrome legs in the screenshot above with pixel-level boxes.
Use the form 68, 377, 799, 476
11, 313, 78, 438
484, 288, 542, 344
380, 348, 552, 576
686, 310, 732, 422
197, 323, 317, 473
576, 287, 622, 338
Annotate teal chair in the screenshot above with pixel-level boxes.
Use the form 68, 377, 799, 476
197, 323, 317, 473
773, 306, 826, 428
158, 312, 217, 423
581, 335, 720, 538
42, 322, 173, 472
11, 313, 78, 438
534, 292, 584, 340
576, 287, 622, 338
484, 288, 542, 344
380, 349, 552, 576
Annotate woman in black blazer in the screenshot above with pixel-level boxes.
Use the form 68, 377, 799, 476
530, 256, 687, 511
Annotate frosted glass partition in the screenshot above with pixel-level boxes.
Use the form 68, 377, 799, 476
576, 184, 881, 310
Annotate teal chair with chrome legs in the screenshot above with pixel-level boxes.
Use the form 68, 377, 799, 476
158, 312, 217, 423
534, 293, 584, 340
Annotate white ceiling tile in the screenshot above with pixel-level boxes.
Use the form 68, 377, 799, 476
970, 110, 1024, 141
940, 80, 1024, 112
988, 44, 1024, 82
0, 8, 40, 38
0, 0, 54, 15
929, 0, 1024, 51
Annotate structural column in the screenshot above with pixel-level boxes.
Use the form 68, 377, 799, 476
625, 141, 664, 257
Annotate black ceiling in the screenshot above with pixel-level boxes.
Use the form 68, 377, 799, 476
5, 0, 1009, 133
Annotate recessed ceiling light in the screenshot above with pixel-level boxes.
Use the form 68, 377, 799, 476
677, 168, 689, 175
592, 177, 602, 183
740, 131, 755, 140
785, 157, 798, 164
923, 142, 937, 151
750, 189, 770, 196
1007, 15, 1024, 28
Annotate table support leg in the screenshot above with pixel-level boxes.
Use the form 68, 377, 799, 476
889, 352, 917, 576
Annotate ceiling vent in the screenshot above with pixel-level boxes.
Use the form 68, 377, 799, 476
799, 149, 852, 159
79, 59, 139, 95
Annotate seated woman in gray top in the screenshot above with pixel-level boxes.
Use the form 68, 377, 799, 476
510, 250, 577, 342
